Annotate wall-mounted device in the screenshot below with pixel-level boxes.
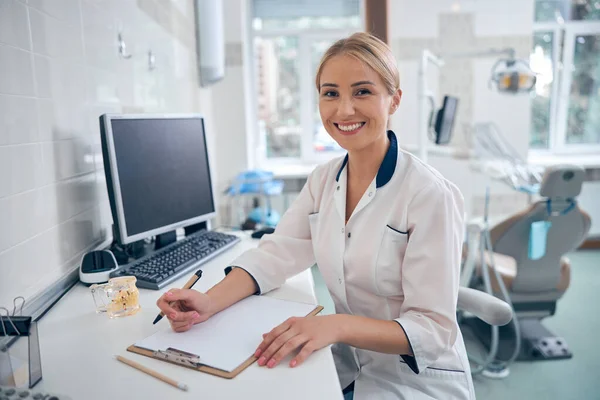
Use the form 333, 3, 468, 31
195, 0, 225, 86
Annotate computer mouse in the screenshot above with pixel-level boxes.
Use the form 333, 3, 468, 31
251, 227, 275, 239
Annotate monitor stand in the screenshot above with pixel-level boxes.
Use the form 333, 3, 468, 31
154, 221, 209, 250
155, 231, 176, 250
184, 221, 208, 236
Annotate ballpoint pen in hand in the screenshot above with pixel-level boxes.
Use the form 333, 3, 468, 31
153, 269, 203, 325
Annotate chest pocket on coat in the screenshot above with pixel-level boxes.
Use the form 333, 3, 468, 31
375, 225, 408, 296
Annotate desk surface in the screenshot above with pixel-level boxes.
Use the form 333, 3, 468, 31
35, 232, 342, 400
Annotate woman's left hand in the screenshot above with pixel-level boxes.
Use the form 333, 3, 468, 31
254, 315, 341, 369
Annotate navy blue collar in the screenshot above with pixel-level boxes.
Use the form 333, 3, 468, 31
335, 130, 398, 188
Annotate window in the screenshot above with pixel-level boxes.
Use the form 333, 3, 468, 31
249, 0, 363, 166
531, 0, 600, 153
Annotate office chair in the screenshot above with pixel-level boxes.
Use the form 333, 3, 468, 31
467, 165, 591, 362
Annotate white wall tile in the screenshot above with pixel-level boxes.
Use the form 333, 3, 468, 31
95, 169, 109, 201
53, 173, 98, 224
171, 0, 193, 17
0, 207, 104, 307
99, 200, 113, 233
36, 98, 56, 141
29, 7, 52, 56
0, 95, 39, 145
0, 229, 60, 307
172, 41, 194, 80
0, 187, 54, 253
34, 54, 53, 98
28, 0, 81, 25
0, 45, 35, 96
34, 58, 89, 139
81, 0, 118, 71
0, 0, 31, 50
29, 7, 84, 62
0, 144, 44, 198
51, 62, 88, 137
55, 207, 102, 266
86, 66, 120, 105
41, 139, 95, 183
83, 0, 115, 13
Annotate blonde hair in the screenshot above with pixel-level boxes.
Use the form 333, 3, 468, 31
315, 32, 400, 95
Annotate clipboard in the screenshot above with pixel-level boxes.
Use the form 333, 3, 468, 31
127, 304, 323, 379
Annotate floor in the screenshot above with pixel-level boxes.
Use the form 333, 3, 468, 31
310, 250, 600, 400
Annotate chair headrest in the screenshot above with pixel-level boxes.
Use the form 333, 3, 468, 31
539, 164, 585, 199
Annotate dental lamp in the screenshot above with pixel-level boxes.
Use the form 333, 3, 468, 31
489, 52, 537, 94
417, 48, 537, 164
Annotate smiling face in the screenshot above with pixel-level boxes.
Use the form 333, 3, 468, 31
318, 54, 401, 152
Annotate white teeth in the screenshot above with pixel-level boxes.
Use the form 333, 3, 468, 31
337, 122, 363, 132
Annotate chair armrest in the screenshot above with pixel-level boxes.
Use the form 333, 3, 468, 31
458, 287, 513, 326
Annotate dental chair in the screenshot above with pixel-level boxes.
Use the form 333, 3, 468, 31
466, 165, 591, 362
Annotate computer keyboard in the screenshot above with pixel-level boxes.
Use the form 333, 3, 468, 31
0, 385, 71, 400
110, 230, 240, 290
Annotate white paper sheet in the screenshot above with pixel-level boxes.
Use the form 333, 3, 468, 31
135, 296, 318, 372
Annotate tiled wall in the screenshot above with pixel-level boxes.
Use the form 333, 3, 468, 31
0, 0, 208, 307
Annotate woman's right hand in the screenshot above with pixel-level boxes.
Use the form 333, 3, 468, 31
156, 289, 213, 332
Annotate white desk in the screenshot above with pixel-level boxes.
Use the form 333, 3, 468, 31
34, 233, 343, 400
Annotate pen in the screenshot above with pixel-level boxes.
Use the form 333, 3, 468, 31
115, 355, 188, 391
153, 269, 203, 325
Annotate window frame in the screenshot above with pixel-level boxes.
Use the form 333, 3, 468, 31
555, 22, 600, 154
530, 19, 600, 157
247, 8, 365, 170
531, 23, 562, 152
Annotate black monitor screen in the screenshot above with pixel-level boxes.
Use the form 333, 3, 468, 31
109, 117, 214, 238
434, 96, 459, 145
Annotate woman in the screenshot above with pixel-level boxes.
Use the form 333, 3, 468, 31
157, 32, 475, 399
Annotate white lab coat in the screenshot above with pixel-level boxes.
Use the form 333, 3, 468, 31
230, 131, 476, 399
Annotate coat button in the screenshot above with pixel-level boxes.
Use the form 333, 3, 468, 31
368, 192, 373, 197
337, 186, 340, 191
347, 232, 351, 238
338, 278, 342, 284
341, 228, 344, 233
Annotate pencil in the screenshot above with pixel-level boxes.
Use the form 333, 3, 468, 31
115, 355, 188, 391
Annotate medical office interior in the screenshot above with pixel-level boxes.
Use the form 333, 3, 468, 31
0, 0, 599, 399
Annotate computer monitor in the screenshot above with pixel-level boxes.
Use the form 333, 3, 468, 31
99, 114, 216, 245
434, 95, 459, 145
